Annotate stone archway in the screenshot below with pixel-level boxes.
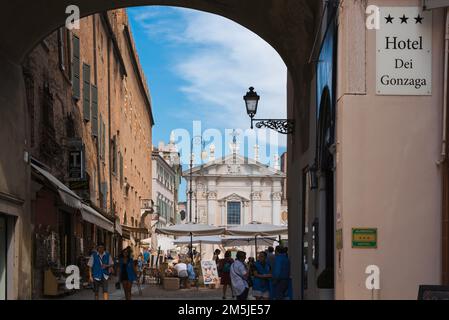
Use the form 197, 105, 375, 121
0, 0, 323, 300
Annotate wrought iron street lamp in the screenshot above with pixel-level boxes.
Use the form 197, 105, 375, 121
244, 87, 295, 135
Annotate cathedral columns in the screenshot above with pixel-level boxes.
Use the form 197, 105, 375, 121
207, 191, 217, 225
219, 201, 225, 226
272, 191, 282, 225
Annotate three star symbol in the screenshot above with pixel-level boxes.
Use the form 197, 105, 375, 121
384, 14, 424, 24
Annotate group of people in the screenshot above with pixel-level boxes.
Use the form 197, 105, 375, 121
86, 243, 290, 301
215, 246, 291, 300
87, 243, 150, 300
172, 258, 196, 288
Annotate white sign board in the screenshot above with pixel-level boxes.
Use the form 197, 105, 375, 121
376, 7, 432, 95
200, 260, 219, 285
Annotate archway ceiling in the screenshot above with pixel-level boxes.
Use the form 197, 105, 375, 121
0, 0, 319, 70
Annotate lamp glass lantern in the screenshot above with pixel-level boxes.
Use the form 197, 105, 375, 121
244, 87, 260, 120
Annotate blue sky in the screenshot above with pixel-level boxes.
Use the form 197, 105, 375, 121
127, 6, 287, 200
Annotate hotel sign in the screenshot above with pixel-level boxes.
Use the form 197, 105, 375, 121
376, 7, 432, 95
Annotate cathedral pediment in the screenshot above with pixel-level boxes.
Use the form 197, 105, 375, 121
183, 154, 285, 178
218, 193, 250, 202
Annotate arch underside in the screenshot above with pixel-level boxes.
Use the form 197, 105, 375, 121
0, 0, 319, 72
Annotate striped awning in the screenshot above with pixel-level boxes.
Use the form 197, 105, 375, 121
31, 163, 114, 233
31, 163, 82, 209
80, 204, 114, 233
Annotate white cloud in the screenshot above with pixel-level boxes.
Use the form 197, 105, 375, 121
130, 7, 287, 149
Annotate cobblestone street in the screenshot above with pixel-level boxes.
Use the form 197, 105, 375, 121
45, 277, 231, 300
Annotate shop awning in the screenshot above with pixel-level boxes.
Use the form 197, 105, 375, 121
80, 203, 114, 233
115, 219, 123, 236
31, 163, 82, 209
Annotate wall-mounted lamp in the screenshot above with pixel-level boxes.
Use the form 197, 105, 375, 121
244, 87, 295, 135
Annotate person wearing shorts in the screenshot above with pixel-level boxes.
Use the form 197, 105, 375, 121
88, 243, 114, 300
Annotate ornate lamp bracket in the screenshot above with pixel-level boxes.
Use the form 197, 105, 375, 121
251, 119, 295, 135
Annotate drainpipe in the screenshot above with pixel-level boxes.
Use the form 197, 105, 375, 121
442, 8, 449, 285
440, 9, 449, 165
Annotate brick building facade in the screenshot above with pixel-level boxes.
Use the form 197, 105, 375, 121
23, 9, 154, 298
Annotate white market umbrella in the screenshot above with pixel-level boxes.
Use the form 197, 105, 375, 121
221, 236, 277, 247
173, 235, 223, 245
156, 223, 226, 261
226, 221, 288, 254
156, 223, 226, 237
226, 221, 288, 237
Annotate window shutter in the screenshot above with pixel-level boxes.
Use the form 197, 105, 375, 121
99, 113, 103, 159
120, 152, 124, 186
91, 85, 98, 136
112, 136, 117, 174
82, 63, 91, 121
102, 120, 106, 160
72, 35, 80, 99
101, 182, 108, 209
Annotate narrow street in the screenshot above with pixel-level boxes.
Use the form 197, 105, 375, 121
43, 279, 228, 300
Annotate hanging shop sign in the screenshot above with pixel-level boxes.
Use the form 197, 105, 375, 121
376, 7, 432, 95
67, 139, 85, 181
352, 228, 377, 249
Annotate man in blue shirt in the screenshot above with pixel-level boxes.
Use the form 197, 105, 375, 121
88, 243, 114, 300
271, 246, 290, 300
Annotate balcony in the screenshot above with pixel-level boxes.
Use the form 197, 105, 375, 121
141, 199, 155, 220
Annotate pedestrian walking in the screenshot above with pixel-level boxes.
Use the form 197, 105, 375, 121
217, 250, 234, 299
87, 243, 114, 300
143, 248, 150, 265
117, 246, 138, 300
252, 252, 272, 300
186, 258, 196, 288
136, 252, 145, 291
272, 246, 290, 300
266, 246, 275, 269
230, 251, 249, 300
213, 249, 221, 265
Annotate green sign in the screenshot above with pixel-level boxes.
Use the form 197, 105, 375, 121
352, 228, 377, 249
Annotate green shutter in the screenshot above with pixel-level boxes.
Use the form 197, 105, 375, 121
112, 136, 117, 174
99, 113, 103, 158
120, 152, 124, 186
102, 120, 106, 160
91, 85, 98, 136
82, 63, 91, 121
101, 182, 108, 209
72, 35, 80, 99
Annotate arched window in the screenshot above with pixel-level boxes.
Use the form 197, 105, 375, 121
123, 212, 127, 226
227, 202, 241, 225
